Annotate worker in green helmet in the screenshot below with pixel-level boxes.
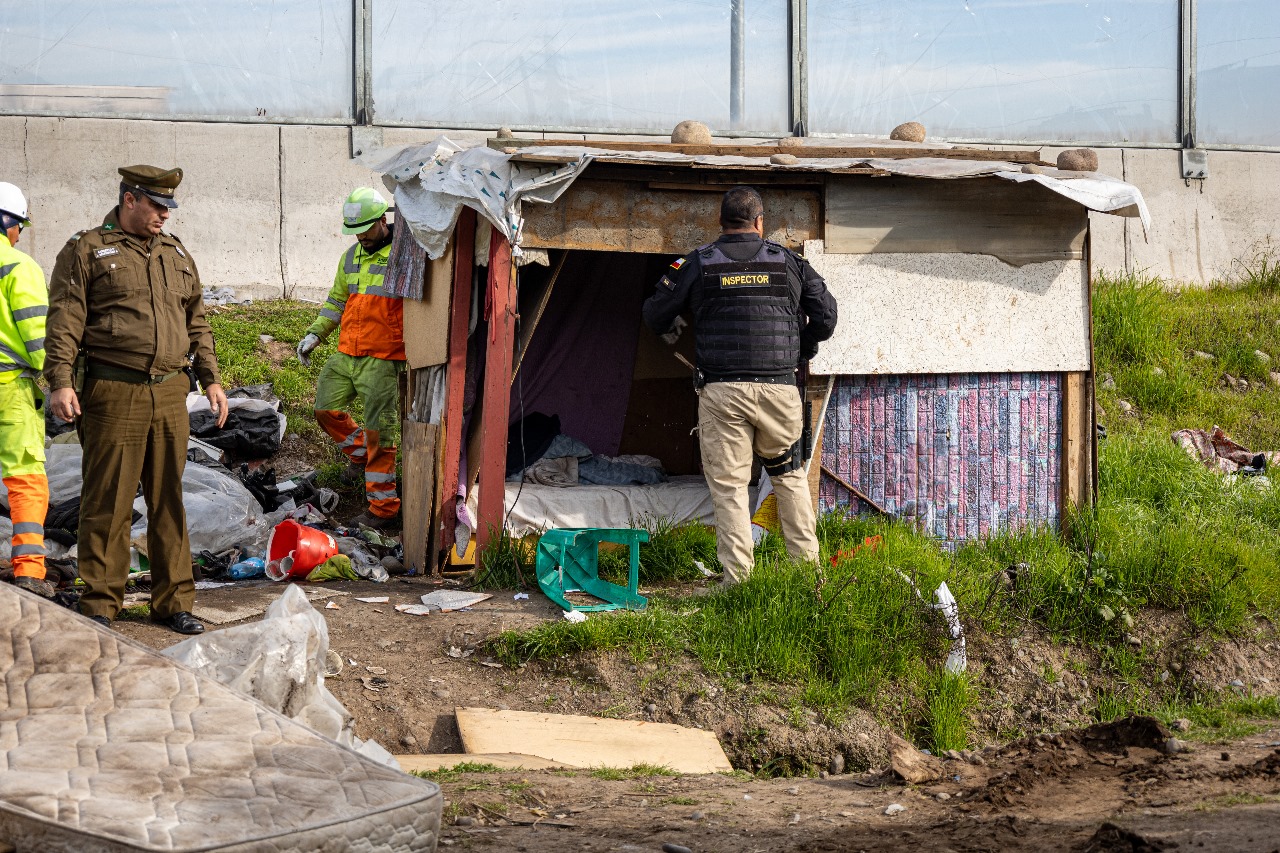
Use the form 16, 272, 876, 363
297, 187, 405, 529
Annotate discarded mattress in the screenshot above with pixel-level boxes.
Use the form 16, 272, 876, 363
0, 585, 441, 852
503, 474, 756, 538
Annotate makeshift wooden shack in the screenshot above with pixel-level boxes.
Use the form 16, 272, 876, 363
378, 138, 1150, 571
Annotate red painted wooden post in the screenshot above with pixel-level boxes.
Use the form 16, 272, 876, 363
437, 208, 476, 563
476, 230, 517, 554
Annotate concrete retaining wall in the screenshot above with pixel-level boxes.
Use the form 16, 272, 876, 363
3, 115, 1275, 293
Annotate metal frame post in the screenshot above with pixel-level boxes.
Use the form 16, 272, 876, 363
730, 0, 746, 129
353, 0, 374, 124
788, 0, 808, 136
1179, 0, 1197, 148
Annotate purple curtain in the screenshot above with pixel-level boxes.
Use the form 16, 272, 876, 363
510, 252, 644, 456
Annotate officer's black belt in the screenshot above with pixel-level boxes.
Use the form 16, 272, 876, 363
702, 373, 796, 386
86, 362, 183, 385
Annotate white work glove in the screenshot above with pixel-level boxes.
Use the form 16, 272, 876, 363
296, 333, 321, 367
660, 315, 688, 345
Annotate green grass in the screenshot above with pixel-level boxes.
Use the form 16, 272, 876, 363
411, 762, 504, 783
1093, 268, 1280, 448
206, 301, 346, 446
589, 764, 680, 780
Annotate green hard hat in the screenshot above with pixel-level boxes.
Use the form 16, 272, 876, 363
341, 187, 389, 234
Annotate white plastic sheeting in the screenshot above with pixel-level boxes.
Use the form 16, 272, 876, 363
373, 140, 1150, 276
514, 145, 1153, 235
371, 139, 589, 261
162, 584, 397, 768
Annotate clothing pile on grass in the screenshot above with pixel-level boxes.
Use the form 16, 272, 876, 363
504, 412, 667, 488
1172, 426, 1279, 488
1, 382, 406, 608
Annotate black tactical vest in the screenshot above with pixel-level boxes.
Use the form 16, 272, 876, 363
691, 239, 800, 377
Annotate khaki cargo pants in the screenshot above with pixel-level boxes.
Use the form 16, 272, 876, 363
698, 381, 819, 583
77, 372, 195, 619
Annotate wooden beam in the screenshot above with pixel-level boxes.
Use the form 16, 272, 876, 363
475, 233, 517, 554
437, 209, 476, 567
490, 136, 1046, 165
1060, 371, 1090, 529
400, 421, 437, 575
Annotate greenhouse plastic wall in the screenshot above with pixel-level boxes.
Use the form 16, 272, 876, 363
1197, 0, 1280, 147
371, 0, 791, 133
807, 0, 1178, 144
0, 1, 353, 120
0, 1, 1274, 151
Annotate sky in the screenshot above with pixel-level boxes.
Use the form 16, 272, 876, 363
0, 0, 1274, 144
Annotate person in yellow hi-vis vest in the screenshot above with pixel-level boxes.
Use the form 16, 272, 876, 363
296, 188, 404, 530
0, 182, 52, 598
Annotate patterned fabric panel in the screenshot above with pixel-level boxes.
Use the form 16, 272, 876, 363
819, 373, 1062, 542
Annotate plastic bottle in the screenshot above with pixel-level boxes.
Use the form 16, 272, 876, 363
228, 557, 266, 580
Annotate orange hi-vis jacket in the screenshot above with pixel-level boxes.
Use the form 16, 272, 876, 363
307, 237, 404, 361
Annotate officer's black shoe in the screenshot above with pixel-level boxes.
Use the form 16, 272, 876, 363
87, 615, 111, 629
151, 611, 205, 635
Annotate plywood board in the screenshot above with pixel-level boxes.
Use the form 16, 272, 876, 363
403, 238, 454, 368
825, 176, 1086, 266
522, 178, 818, 253
393, 753, 573, 773
805, 242, 1091, 375
455, 707, 733, 774
401, 420, 438, 575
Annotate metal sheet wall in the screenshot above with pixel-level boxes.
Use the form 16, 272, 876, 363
819, 373, 1062, 543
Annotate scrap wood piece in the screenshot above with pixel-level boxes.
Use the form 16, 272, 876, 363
394, 753, 574, 773
455, 707, 733, 774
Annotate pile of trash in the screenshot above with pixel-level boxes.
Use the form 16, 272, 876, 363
1, 382, 408, 605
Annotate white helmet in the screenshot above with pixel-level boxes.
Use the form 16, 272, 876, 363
0, 182, 30, 225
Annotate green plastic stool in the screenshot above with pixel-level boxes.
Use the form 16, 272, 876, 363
535, 528, 649, 612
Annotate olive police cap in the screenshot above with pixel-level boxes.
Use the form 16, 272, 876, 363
118, 165, 183, 209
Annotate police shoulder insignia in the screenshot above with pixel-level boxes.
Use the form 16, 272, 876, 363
69, 229, 90, 242
93, 247, 120, 259
174, 246, 186, 258
669, 257, 686, 270
659, 276, 675, 290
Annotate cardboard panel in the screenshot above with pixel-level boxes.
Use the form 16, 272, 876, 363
825, 175, 1086, 266
403, 238, 454, 368
523, 179, 819, 254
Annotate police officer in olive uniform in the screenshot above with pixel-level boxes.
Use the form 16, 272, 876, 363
642, 186, 838, 585
45, 166, 227, 634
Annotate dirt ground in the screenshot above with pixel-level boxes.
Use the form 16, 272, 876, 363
115, 578, 1280, 853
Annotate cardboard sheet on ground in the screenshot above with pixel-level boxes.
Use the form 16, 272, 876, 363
455, 707, 733, 774
393, 753, 571, 773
